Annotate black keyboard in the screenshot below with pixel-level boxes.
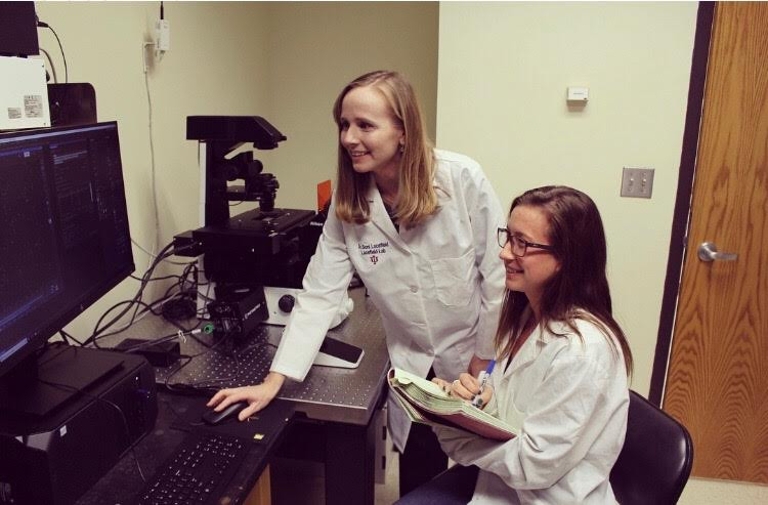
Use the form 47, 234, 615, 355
136, 430, 249, 505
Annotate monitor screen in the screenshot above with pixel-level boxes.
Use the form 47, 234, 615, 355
0, 122, 134, 386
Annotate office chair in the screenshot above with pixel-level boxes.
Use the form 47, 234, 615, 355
610, 389, 694, 505
394, 464, 478, 505
396, 389, 694, 505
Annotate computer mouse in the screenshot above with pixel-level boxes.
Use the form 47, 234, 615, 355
278, 294, 295, 313
202, 401, 248, 426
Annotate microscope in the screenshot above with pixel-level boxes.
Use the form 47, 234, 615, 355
174, 117, 320, 335
173, 116, 362, 368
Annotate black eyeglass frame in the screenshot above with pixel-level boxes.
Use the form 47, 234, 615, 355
496, 227, 555, 256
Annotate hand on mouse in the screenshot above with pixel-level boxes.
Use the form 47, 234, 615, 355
206, 372, 286, 421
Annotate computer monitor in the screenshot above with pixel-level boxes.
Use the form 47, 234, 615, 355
0, 121, 134, 416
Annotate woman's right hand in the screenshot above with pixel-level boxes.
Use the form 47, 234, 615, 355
432, 372, 494, 409
206, 372, 286, 421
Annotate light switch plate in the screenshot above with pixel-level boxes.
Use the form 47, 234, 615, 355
621, 167, 654, 198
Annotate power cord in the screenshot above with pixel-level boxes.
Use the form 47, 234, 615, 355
140, 41, 161, 264
36, 18, 68, 83
39, 47, 58, 83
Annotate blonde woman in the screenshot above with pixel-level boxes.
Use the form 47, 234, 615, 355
209, 70, 506, 495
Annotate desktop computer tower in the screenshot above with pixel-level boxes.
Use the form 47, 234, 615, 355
0, 348, 157, 505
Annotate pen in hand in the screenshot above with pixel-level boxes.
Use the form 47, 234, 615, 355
471, 359, 496, 408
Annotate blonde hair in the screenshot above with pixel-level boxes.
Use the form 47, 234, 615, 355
332, 70, 438, 228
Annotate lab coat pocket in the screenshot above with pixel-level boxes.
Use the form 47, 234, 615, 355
430, 249, 474, 306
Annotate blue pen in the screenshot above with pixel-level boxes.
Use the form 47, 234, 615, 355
472, 359, 496, 407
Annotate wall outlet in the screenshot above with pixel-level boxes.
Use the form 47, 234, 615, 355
621, 167, 654, 198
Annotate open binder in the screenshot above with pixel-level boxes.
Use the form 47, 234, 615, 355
387, 368, 520, 441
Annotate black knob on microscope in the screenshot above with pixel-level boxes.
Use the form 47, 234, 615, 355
278, 294, 295, 313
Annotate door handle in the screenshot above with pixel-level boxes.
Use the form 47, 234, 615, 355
697, 242, 738, 262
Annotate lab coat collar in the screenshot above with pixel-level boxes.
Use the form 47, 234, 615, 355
364, 165, 451, 247
506, 317, 586, 376
432, 160, 453, 204
504, 324, 542, 376
504, 309, 549, 375
365, 179, 408, 250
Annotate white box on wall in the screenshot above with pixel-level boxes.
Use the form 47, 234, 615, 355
567, 86, 589, 102
0, 56, 50, 130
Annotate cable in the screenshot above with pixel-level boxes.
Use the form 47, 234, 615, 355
92, 291, 197, 344
136, 1, 169, 266
90, 299, 155, 343
140, 43, 161, 264
37, 20, 68, 83
83, 242, 203, 345
39, 47, 58, 83
58, 329, 84, 346
115, 325, 213, 354
131, 237, 195, 266
84, 241, 176, 346
131, 272, 181, 283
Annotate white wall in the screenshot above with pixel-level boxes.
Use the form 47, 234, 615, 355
437, 2, 767, 504
438, 0, 692, 397
33, 1, 437, 341
257, 1, 439, 210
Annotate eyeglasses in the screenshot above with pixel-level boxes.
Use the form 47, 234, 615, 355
496, 227, 555, 257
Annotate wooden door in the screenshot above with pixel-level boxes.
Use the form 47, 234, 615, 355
663, 2, 768, 483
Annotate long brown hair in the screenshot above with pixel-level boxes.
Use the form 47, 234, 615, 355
332, 70, 438, 227
495, 186, 633, 375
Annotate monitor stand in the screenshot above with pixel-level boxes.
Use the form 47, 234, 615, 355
0, 345, 124, 418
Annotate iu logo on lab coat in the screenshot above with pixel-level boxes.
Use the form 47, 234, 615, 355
358, 241, 389, 266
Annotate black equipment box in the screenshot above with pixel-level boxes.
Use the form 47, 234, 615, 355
193, 207, 318, 288
208, 286, 269, 339
0, 2, 38, 57
114, 338, 181, 367
0, 347, 157, 505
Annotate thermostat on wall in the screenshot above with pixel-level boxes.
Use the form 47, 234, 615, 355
566, 86, 589, 102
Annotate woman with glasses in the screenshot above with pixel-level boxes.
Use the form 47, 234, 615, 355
207, 70, 506, 496
430, 185, 633, 504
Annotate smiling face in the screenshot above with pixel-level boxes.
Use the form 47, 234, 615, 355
499, 204, 561, 313
339, 85, 405, 182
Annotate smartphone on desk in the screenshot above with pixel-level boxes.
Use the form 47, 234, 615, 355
314, 337, 364, 368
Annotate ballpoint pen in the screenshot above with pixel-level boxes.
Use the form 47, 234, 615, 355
472, 359, 496, 408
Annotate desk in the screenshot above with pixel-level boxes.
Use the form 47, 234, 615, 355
76, 394, 295, 505
99, 287, 389, 505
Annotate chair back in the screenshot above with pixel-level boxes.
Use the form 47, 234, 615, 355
394, 464, 477, 505
609, 390, 694, 505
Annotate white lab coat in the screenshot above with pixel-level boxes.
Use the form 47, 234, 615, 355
435, 315, 629, 505
271, 149, 506, 450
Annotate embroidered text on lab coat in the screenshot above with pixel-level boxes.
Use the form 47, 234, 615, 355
358, 241, 390, 264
